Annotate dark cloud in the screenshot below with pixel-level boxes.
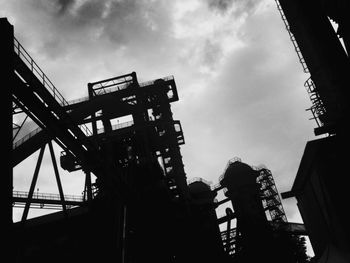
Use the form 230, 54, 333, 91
71, 1, 107, 23
207, 0, 234, 13
207, 0, 262, 17
56, 0, 75, 15
10, 0, 174, 59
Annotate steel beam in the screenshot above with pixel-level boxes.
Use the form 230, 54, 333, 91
48, 141, 67, 213
13, 198, 83, 208
21, 145, 45, 222
217, 211, 236, 225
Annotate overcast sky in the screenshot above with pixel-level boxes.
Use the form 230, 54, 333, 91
3, 0, 318, 245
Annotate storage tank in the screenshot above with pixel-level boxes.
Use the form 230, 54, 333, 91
220, 160, 267, 225
187, 179, 226, 262
188, 179, 216, 204
219, 159, 272, 261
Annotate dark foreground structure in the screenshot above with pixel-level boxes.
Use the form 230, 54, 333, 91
3, 0, 340, 259
276, 0, 350, 262
216, 159, 308, 263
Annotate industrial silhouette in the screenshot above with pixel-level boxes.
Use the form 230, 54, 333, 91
277, 0, 350, 262
2, 0, 349, 262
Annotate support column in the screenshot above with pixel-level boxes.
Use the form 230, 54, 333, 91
48, 141, 67, 213
21, 145, 46, 222
0, 16, 14, 258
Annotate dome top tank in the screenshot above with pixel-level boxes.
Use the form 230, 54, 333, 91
188, 180, 216, 201
220, 161, 258, 191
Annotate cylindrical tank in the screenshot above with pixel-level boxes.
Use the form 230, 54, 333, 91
220, 160, 266, 224
220, 160, 272, 260
188, 179, 216, 203
188, 179, 226, 262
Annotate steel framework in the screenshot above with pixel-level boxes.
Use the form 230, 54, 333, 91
275, 0, 350, 136
3, 17, 189, 262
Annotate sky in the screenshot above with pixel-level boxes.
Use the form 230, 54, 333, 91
3, 0, 318, 253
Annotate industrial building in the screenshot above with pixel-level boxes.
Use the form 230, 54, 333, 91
3, 0, 346, 260
215, 158, 308, 263
276, 0, 350, 262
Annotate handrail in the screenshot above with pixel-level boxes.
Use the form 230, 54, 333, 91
14, 37, 70, 107
139, 75, 174, 87
96, 120, 134, 134
275, 0, 309, 73
13, 37, 92, 137
65, 75, 175, 106
304, 77, 326, 127
13, 119, 135, 149
94, 75, 174, 95
13, 126, 42, 149
187, 177, 212, 186
13, 190, 84, 202
66, 96, 89, 105
13, 37, 173, 148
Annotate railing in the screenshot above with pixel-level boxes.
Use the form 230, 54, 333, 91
139, 75, 174, 87
96, 120, 134, 134
13, 37, 92, 138
94, 75, 174, 96
187, 177, 212, 186
94, 81, 132, 96
65, 75, 175, 106
13, 115, 134, 150
13, 38, 173, 149
13, 190, 84, 202
275, 0, 309, 73
217, 157, 242, 184
304, 77, 326, 127
66, 95, 89, 105
13, 126, 42, 149
14, 37, 70, 107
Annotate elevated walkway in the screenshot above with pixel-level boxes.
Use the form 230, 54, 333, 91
13, 190, 84, 210
12, 36, 128, 195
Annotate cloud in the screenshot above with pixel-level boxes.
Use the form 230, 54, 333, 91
207, 0, 234, 14
206, 0, 262, 17
56, 0, 75, 15
4, 0, 317, 230
2, 0, 181, 99
176, 1, 315, 194
201, 39, 224, 71
6, 0, 175, 60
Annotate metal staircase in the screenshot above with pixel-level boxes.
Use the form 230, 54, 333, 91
255, 167, 287, 223
304, 77, 327, 128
